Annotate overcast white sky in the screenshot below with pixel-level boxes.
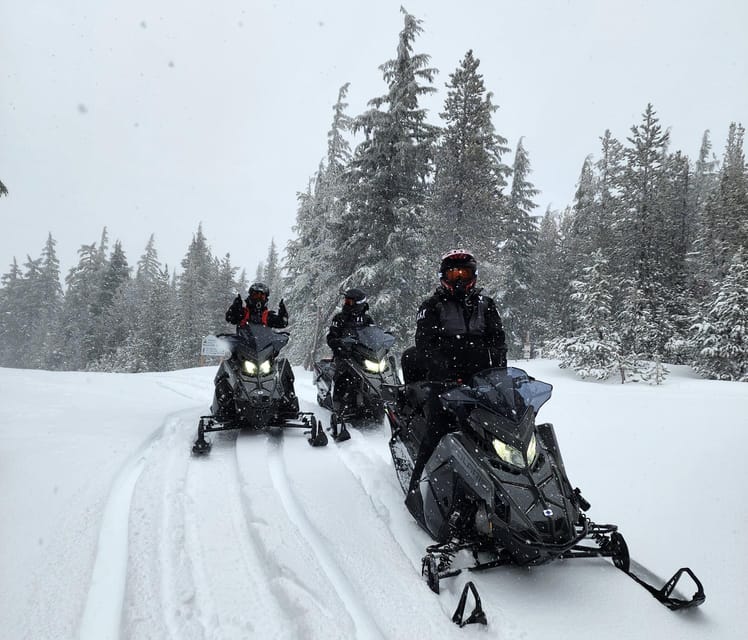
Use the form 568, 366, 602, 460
1, 0, 747, 279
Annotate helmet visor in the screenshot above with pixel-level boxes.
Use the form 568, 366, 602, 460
250, 291, 267, 302
443, 266, 475, 283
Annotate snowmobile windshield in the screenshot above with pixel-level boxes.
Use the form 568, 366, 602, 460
349, 325, 396, 352
471, 367, 553, 415
441, 367, 552, 417
235, 324, 289, 359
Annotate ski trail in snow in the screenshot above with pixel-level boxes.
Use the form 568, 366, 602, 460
79, 424, 166, 640
181, 431, 291, 639
266, 438, 386, 640
326, 424, 496, 628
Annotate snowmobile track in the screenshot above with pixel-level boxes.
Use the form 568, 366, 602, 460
263, 436, 387, 640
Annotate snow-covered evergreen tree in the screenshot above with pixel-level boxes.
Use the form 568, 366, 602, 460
499, 138, 539, 356
285, 83, 353, 366
262, 239, 283, 302
59, 243, 102, 369
550, 250, 622, 380
173, 224, 216, 368
692, 248, 748, 381
430, 49, 510, 263
0, 258, 26, 366
532, 208, 567, 346
617, 104, 671, 357
341, 8, 438, 343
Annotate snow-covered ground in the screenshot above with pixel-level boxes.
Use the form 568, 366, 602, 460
1, 360, 745, 639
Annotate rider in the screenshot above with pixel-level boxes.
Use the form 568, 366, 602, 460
401, 249, 507, 516
326, 287, 374, 414
226, 282, 288, 329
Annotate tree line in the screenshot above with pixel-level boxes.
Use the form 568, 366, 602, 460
1, 9, 746, 381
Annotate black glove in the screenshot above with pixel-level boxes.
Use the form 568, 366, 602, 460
226, 294, 243, 324
495, 350, 508, 369
278, 298, 288, 319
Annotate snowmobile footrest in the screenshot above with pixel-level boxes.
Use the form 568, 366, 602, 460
452, 582, 487, 627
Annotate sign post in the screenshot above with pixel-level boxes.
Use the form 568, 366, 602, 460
200, 335, 231, 366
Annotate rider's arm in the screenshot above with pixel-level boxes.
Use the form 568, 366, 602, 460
327, 316, 344, 352
265, 311, 288, 329
415, 299, 441, 355
484, 298, 508, 367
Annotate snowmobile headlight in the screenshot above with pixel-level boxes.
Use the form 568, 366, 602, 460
243, 360, 271, 375
243, 360, 258, 375
492, 438, 525, 468
364, 358, 387, 373
493, 434, 539, 468
527, 433, 538, 466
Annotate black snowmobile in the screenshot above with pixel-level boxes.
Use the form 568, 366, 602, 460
192, 324, 327, 454
384, 366, 705, 619
313, 324, 400, 442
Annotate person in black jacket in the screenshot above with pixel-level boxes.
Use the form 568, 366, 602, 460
226, 282, 288, 329
402, 249, 506, 383
326, 288, 374, 414
401, 249, 508, 517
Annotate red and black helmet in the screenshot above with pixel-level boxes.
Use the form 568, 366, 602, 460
248, 282, 270, 305
439, 249, 478, 296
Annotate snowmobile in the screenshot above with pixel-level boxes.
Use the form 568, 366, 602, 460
313, 324, 400, 442
384, 366, 705, 621
192, 324, 327, 454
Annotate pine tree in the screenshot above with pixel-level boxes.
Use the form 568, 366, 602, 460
699, 123, 748, 284
617, 104, 671, 357
430, 49, 510, 263
95, 240, 131, 362
59, 243, 101, 369
284, 86, 355, 363
30, 234, 64, 369
532, 208, 567, 345
692, 248, 748, 380
173, 224, 216, 368
499, 138, 539, 356
341, 8, 438, 343
0, 258, 25, 366
550, 250, 622, 380
262, 239, 283, 301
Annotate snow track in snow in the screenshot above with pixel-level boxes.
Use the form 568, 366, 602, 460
79, 417, 173, 640
264, 436, 386, 640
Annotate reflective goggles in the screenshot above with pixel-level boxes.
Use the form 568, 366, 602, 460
443, 266, 475, 282
249, 291, 267, 302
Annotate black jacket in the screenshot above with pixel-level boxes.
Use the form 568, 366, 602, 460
414, 287, 507, 381
327, 310, 374, 355
226, 297, 288, 329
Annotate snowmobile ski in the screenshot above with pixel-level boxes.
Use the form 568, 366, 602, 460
451, 582, 486, 627
328, 412, 351, 443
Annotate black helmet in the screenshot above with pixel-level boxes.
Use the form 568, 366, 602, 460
439, 249, 477, 296
342, 287, 368, 314
248, 282, 270, 306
